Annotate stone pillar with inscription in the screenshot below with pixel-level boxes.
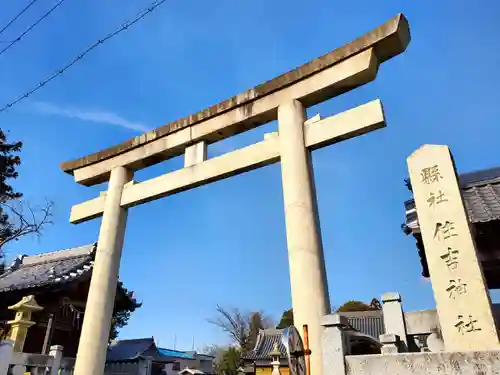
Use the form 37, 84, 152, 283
407, 144, 499, 351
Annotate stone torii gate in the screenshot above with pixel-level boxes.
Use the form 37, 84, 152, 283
61, 14, 410, 375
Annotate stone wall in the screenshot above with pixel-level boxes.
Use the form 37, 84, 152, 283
345, 351, 500, 375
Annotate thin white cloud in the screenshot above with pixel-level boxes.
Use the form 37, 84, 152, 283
31, 101, 150, 132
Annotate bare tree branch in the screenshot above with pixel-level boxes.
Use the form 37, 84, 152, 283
208, 305, 275, 354
208, 305, 249, 349
0, 199, 54, 250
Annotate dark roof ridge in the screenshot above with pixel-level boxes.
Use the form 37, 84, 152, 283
253, 330, 265, 352
260, 328, 284, 334
106, 337, 158, 363
339, 310, 383, 317
458, 165, 500, 188
0, 243, 140, 310
19, 252, 91, 269
15, 243, 96, 268
112, 337, 155, 344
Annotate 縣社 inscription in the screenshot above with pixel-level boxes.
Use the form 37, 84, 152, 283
408, 144, 499, 351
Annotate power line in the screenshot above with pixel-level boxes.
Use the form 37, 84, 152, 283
0, 0, 168, 114
0, 0, 41, 37
0, 0, 68, 57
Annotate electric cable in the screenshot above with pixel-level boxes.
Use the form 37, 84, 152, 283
0, 0, 168, 114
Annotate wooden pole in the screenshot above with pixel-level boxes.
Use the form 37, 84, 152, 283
303, 325, 311, 375
41, 313, 55, 355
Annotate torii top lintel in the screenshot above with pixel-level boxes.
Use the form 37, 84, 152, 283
61, 13, 410, 186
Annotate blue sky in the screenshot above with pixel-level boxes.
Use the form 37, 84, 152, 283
1, 0, 500, 351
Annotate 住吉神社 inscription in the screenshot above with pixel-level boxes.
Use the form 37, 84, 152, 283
440, 247, 459, 270
455, 315, 481, 335
446, 278, 467, 299
408, 144, 499, 351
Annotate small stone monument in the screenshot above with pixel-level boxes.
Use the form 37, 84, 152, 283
407, 144, 500, 351
269, 343, 282, 375
7, 295, 43, 352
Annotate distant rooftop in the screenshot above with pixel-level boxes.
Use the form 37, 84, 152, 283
158, 348, 195, 359
107, 338, 174, 363
458, 166, 500, 187
107, 338, 155, 362
244, 312, 384, 361
156, 348, 214, 361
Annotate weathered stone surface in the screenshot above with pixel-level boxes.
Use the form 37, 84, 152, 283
404, 309, 439, 335
184, 141, 207, 168
279, 99, 328, 375
346, 351, 500, 375
72, 166, 132, 375
382, 292, 408, 350
61, 13, 410, 176
69, 100, 385, 223
407, 145, 499, 351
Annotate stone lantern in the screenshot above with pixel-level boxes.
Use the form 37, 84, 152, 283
7, 295, 43, 352
269, 342, 282, 375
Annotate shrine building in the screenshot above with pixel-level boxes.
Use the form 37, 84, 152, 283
0, 243, 140, 356
241, 312, 385, 375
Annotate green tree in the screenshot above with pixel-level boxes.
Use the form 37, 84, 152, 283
276, 308, 293, 329
109, 310, 131, 342
247, 312, 264, 352
337, 298, 382, 312
276, 298, 382, 327
0, 129, 22, 267
202, 345, 242, 375
336, 301, 377, 312
217, 347, 241, 375
0, 129, 53, 269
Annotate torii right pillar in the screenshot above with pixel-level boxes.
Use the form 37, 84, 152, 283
279, 100, 330, 375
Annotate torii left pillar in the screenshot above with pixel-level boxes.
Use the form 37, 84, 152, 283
73, 166, 133, 375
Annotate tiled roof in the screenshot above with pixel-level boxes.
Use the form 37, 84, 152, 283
343, 310, 384, 339
243, 312, 384, 361
107, 338, 156, 362
106, 338, 174, 363
403, 166, 500, 232
0, 243, 139, 307
0, 244, 95, 292
244, 329, 287, 360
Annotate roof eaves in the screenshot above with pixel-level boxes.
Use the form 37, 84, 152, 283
0, 243, 140, 307
0, 255, 94, 293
